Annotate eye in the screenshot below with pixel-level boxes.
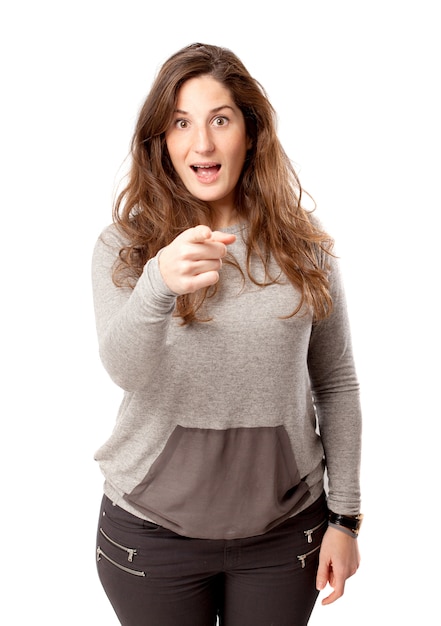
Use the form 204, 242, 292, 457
174, 119, 189, 129
213, 116, 228, 127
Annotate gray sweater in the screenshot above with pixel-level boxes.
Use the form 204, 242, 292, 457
92, 222, 362, 540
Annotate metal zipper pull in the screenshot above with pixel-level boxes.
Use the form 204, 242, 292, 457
297, 544, 321, 570
97, 546, 146, 577
303, 519, 327, 544
99, 527, 137, 562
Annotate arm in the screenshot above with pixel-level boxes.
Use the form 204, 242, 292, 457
91, 225, 235, 391
307, 254, 362, 603
91, 225, 177, 391
307, 254, 362, 514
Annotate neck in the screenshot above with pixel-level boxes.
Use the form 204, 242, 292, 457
211, 207, 239, 230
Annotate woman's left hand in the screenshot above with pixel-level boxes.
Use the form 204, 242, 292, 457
315, 526, 361, 605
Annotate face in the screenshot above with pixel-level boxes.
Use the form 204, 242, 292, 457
165, 75, 250, 218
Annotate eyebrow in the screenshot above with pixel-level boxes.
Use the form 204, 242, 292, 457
173, 105, 235, 115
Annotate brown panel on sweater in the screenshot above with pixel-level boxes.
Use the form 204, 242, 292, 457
124, 425, 310, 539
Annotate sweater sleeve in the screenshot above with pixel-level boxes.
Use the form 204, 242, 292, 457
307, 255, 362, 515
91, 226, 177, 391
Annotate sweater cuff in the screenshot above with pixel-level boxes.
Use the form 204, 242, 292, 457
139, 254, 177, 311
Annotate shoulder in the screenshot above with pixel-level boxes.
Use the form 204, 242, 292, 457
93, 223, 132, 261
305, 211, 336, 271
92, 223, 129, 276
307, 210, 328, 236
96, 222, 130, 248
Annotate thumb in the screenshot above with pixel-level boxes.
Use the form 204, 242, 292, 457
188, 225, 213, 243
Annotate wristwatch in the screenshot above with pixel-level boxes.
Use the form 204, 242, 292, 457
328, 511, 364, 537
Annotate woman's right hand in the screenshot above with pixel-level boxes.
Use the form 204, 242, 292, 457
158, 225, 236, 295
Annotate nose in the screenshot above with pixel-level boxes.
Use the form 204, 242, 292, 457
193, 125, 215, 154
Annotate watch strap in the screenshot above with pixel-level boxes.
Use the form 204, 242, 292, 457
328, 511, 363, 536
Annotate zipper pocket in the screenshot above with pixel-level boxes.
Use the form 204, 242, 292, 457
297, 544, 321, 569
99, 527, 137, 562
303, 518, 327, 544
97, 546, 146, 577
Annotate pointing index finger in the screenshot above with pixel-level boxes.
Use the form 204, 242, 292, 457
185, 226, 236, 246
210, 230, 237, 245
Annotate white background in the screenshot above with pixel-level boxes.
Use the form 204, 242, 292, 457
1, 1, 439, 623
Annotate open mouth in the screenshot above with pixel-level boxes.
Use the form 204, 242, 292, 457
191, 164, 221, 176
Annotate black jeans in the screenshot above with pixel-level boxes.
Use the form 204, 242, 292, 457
96, 493, 328, 626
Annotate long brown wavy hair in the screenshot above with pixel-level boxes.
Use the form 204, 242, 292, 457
112, 42, 334, 324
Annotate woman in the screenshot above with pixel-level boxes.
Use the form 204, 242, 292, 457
92, 42, 362, 626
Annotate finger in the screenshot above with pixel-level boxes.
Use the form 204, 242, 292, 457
186, 225, 213, 243
316, 561, 329, 592
190, 258, 223, 274
210, 231, 237, 246
178, 240, 227, 263
185, 269, 221, 293
179, 227, 235, 254
321, 579, 345, 606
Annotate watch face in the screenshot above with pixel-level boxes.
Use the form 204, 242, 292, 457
354, 514, 364, 533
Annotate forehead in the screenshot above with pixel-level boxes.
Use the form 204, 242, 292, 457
176, 75, 235, 109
